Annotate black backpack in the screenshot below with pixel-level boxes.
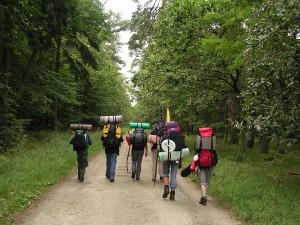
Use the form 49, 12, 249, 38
73, 129, 87, 149
167, 130, 185, 152
130, 128, 146, 148
103, 123, 120, 149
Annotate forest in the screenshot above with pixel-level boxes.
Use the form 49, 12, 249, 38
0, 0, 299, 154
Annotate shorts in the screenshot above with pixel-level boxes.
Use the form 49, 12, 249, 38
198, 167, 214, 186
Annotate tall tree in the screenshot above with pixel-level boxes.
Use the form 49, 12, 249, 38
243, 0, 300, 152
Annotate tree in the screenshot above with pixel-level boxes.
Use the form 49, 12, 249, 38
243, 0, 300, 152
0, 0, 132, 151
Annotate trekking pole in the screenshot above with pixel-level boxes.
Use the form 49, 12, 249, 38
154, 134, 161, 186
154, 148, 159, 186
126, 131, 131, 173
126, 145, 131, 173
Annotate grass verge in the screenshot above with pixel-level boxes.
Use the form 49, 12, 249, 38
0, 131, 101, 225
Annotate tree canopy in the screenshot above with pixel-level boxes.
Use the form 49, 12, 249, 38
129, 0, 299, 152
0, 0, 131, 151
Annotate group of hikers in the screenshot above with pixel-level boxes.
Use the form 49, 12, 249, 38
69, 118, 218, 206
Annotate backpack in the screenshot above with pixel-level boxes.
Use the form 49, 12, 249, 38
162, 121, 184, 152
196, 127, 217, 168
102, 123, 121, 148
149, 129, 162, 145
165, 121, 181, 134
130, 128, 146, 148
73, 129, 87, 149
166, 131, 185, 152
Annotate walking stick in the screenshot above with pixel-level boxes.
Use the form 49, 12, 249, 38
126, 131, 131, 173
126, 145, 131, 173
154, 148, 159, 186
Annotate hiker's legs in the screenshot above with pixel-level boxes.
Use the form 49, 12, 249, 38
108, 153, 118, 178
151, 149, 157, 179
136, 151, 143, 179
82, 148, 88, 168
199, 168, 213, 195
162, 161, 170, 185
162, 161, 171, 198
77, 149, 87, 181
152, 149, 163, 180
198, 168, 213, 205
131, 150, 138, 174
106, 154, 111, 178
169, 161, 179, 189
159, 161, 163, 178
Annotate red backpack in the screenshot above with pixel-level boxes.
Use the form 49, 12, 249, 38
196, 127, 217, 168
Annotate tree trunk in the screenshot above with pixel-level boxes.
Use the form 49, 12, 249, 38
278, 139, 285, 154
261, 136, 269, 154
53, 36, 62, 131
186, 120, 189, 136
240, 127, 246, 153
1, 9, 11, 117
228, 92, 240, 144
224, 107, 228, 143
247, 127, 255, 148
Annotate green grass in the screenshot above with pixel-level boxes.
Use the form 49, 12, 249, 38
0, 131, 102, 225
182, 136, 300, 225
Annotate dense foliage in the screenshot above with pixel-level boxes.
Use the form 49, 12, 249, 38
129, 0, 299, 152
0, 0, 131, 152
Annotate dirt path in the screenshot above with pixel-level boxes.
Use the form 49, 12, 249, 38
13, 142, 243, 225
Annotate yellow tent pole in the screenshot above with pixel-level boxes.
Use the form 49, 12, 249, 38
166, 106, 170, 123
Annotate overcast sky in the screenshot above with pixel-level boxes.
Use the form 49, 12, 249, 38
100, 0, 148, 79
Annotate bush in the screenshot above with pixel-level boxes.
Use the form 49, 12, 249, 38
0, 114, 27, 153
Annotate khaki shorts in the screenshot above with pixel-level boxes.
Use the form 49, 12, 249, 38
198, 167, 214, 186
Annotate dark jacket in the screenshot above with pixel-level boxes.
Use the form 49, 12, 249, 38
101, 135, 124, 155
70, 132, 92, 151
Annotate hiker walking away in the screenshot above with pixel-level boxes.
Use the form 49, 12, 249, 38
101, 122, 123, 182
191, 127, 218, 205
198, 148, 218, 205
158, 121, 186, 201
130, 128, 148, 180
70, 129, 92, 182
150, 121, 164, 181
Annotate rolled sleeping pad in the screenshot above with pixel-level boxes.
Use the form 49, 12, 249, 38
181, 164, 192, 177
195, 136, 216, 150
100, 115, 122, 124
158, 148, 189, 161
148, 135, 161, 144
70, 124, 92, 131
129, 122, 150, 129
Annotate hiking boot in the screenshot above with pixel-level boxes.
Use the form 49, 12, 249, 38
131, 172, 135, 179
106, 175, 110, 179
79, 169, 85, 182
199, 196, 207, 205
79, 174, 84, 182
170, 191, 175, 201
162, 186, 170, 198
110, 177, 115, 182
136, 177, 140, 180
160, 176, 163, 180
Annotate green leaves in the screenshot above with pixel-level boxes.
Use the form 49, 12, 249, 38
0, 0, 132, 148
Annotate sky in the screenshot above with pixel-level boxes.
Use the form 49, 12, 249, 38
100, 0, 148, 79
